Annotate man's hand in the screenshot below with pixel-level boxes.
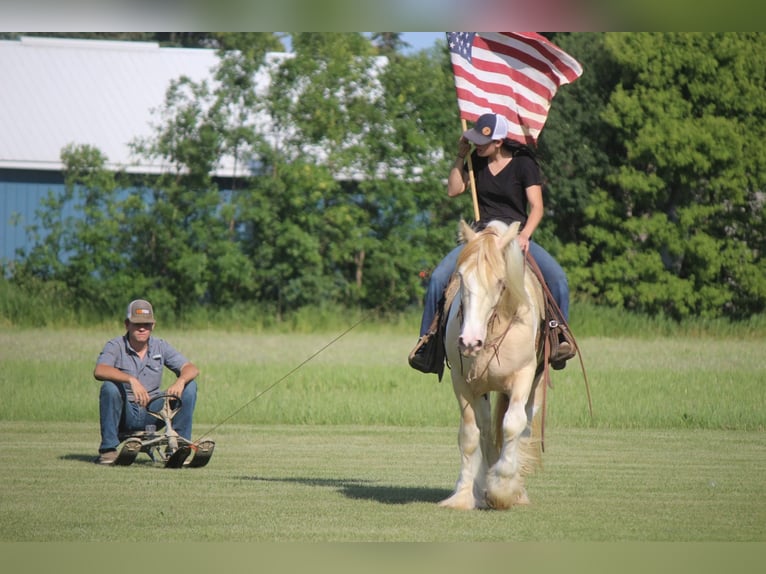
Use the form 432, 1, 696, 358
167, 380, 186, 398
129, 378, 150, 407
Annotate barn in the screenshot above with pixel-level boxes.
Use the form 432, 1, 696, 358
0, 36, 278, 266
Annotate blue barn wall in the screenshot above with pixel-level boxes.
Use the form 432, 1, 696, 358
1, 170, 67, 265
1, 170, 242, 270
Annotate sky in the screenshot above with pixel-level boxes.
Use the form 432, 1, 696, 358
280, 32, 444, 54
398, 32, 444, 53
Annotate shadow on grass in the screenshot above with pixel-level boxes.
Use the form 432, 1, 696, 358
59, 453, 159, 467
61, 453, 98, 463
242, 475, 450, 505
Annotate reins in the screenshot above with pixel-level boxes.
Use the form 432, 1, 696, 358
524, 252, 594, 421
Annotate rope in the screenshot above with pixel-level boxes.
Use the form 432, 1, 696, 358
192, 309, 377, 443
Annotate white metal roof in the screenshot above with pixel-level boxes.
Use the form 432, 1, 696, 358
0, 36, 231, 175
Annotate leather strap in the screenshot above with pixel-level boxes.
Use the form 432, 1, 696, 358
524, 252, 594, 450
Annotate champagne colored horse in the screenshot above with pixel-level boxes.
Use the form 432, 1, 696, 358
442, 220, 546, 510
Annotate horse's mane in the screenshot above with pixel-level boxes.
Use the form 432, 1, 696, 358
457, 229, 506, 293
457, 221, 532, 317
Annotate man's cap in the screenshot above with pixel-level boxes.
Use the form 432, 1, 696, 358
462, 113, 510, 145
126, 299, 155, 323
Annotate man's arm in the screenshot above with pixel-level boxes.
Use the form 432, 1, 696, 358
94, 363, 151, 407
166, 362, 200, 398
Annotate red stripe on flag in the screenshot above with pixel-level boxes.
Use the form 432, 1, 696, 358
500, 32, 583, 84
460, 58, 552, 116
448, 32, 582, 145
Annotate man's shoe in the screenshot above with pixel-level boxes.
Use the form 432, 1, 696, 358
95, 450, 118, 465
551, 340, 575, 370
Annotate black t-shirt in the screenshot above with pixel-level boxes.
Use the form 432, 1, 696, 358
464, 153, 542, 229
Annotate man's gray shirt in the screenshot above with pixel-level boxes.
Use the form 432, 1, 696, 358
96, 334, 190, 401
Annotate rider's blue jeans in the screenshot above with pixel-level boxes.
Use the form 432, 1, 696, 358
419, 240, 569, 336
98, 380, 197, 452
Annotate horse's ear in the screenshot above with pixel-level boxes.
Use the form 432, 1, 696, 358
459, 220, 476, 243
497, 221, 521, 250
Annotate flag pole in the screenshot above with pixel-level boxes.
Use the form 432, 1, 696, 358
461, 119, 481, 222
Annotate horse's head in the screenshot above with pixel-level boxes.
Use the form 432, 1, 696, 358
456, 220, 521, 356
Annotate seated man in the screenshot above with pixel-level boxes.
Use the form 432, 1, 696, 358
94, 299, 199, 465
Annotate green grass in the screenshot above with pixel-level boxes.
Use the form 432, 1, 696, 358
0, 422, 764, 542
0, 327, 764, 543
1, 329, 763, 430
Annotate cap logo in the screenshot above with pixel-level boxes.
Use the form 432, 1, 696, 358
481, 126, 492, 136
135, 309, 150, 316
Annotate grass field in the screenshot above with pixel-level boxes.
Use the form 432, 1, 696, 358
0, 327, 764, 544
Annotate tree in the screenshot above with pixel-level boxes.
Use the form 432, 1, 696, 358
370, 33, 409, 55
532, 33, 624, 307
11, 32, 763, 323
588, 32, 766, 318
259, 33, 463, 312
12, 144, 140, 316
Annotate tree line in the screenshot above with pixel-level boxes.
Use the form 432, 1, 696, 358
6, 33, 765, 322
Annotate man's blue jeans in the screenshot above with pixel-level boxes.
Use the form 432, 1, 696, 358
419, 240, 569, 336
98, 380, 197, 452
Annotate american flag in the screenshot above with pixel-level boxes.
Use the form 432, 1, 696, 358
447, 32, 583, 146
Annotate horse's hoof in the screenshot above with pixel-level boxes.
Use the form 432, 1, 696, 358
438, 493, 476, 510
485, 487, 530, 509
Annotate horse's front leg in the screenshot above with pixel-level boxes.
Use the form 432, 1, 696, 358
439, 390, 492, 510
485, 369, 536, 509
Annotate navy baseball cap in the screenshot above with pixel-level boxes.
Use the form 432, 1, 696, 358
462, 113, 510, 145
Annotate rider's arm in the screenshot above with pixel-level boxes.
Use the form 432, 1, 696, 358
448, 157, 469, 197
518, 184, 544, 252
522, 184, 544, 235
448, 138, 471, 197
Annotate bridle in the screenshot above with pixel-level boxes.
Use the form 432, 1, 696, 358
459, 279, 520, 384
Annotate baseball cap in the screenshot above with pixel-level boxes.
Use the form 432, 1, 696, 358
462, 113, 510, 145
126, 299, 155, 323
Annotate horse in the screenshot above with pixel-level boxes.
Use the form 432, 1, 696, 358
441, 219, 546, 510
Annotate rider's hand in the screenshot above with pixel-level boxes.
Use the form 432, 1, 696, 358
457, 137, 471, 159
518, 233, 531, 254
